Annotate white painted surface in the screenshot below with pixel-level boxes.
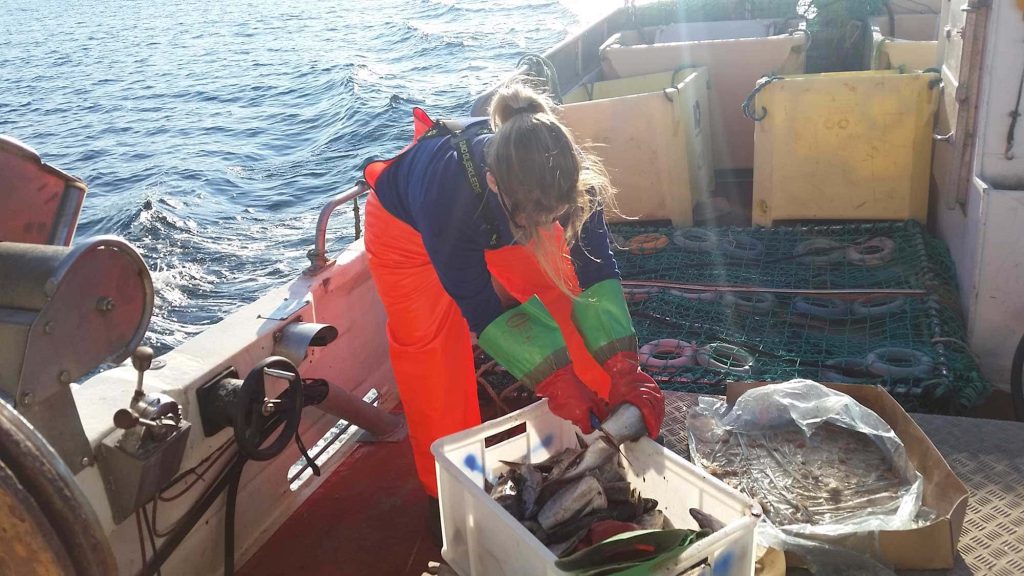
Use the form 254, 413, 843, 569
74, 240, 396, 574
966, 188, 1024, 390
977, 0, 1024, 190
931, 0, 1024, 391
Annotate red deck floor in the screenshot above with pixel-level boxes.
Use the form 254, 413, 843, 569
238, 437, 441, 576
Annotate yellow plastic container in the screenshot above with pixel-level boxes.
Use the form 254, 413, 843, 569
560, 68, 713, 226
598, 31, 808, 170
872, 37, 940, 72
751, 71, 940, 226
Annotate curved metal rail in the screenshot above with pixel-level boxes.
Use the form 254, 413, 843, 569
305, 181, 370, 276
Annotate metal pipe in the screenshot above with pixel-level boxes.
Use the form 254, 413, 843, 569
321, 386, 404, 440
304, 181, 370, 276
620, 280, 927, 300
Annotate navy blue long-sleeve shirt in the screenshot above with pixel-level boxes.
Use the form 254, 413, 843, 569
373, 123, 620, 334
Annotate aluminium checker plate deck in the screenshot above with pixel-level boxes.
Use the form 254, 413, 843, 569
661, 391, 1024, 575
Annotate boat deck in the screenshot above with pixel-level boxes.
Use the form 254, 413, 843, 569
241, 392, 1023, 575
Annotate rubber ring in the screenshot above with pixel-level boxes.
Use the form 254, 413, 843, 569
623, 286, 661, 303
865, 347, 935, 379
793, 238, 845, 265
721, 292, 776, 314
846, 237, 896, 266
791, 296, 850, 319
672, 228, 718, 252
720, 235, 765, 260
696, 343, 755, 375
626, 233, 669, 255
851, 296, 907, 318
820, 358, 877, 383
667, 288, 718, 302
639, 339, 697, 369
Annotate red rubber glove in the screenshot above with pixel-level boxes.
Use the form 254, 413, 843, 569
535, 365, 609, 434
603, 351, 665, 438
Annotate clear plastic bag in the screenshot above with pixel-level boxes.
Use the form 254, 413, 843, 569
687, 380, 923, 574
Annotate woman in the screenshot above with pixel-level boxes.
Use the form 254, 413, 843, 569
362, 81, 664, 503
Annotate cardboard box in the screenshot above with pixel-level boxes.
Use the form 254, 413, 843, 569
725, 382, 969, 570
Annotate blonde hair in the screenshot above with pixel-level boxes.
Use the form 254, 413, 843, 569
486, 81, 616, 294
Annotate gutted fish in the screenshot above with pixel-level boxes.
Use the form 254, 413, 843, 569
538, 476, 608, 531
689, 508, 726, 532
636, 510, 665, 531
489, 470, 523, 520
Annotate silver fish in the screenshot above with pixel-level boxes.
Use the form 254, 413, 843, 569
601, 481, 634, 503
557, 438, 616, 482
535, 447, 581, 477
490, 471, 523, 519
501, 460, 544, 519
599, 404, 647, 446
689, 508, 726, 532
556, 405, 647, 483
636, 510, 665, 531
538, 476, 608, 531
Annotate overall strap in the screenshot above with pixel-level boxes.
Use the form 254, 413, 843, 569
447, 120, 501, 249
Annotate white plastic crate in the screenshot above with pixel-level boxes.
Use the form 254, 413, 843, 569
431, 401, 761, 576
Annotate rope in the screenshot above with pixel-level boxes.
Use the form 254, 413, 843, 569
742, 74, 783, 122
517, 54, 561, 104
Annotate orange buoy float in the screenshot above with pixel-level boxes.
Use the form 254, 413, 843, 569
625, 233, 669, 255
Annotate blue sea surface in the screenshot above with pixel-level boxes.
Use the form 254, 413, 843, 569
0, 0, 610, 351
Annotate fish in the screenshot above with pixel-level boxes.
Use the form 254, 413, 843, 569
489, 470, 523, 520
556, 438, 616, 483
537, 476, 608, 531
501, 460, 544, 519
598, 404, 648, 447
689, 508, 726, 532
555, 405, 647, 483
636, 510, 665, 531
534, 447, 581, 476
547, 522, 593, 558
544, 512, 606, 546
601, 481, 634, 503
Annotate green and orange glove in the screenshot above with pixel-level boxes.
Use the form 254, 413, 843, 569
572, 279, 664, 438
479, 297, 608, 433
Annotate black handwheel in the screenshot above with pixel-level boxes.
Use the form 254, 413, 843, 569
234, 357, 304, 461
1012, 332, 1024, 422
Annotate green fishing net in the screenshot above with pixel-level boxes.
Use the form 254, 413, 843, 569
609, 220, 990, 414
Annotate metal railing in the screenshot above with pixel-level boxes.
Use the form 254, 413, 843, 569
304, 180, 370, 276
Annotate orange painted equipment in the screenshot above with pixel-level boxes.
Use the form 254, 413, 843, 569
364, 192, 610, 496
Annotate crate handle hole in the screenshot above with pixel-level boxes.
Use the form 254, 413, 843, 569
483, 422, 527, 448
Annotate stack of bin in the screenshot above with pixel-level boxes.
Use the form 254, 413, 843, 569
598, 23, 808, 170
559, 68, 713, 226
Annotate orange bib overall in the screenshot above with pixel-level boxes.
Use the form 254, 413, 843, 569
363, 112, 609, 496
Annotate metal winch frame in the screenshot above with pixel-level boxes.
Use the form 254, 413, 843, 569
0, 237, 154, 473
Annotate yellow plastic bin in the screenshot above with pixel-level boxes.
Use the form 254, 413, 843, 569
599, 29, 807, 170
559, 68, 713, 226
872, 36, 940, 72
751, 71, 940, 226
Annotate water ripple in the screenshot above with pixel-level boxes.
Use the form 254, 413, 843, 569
1, 0, 611, 353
